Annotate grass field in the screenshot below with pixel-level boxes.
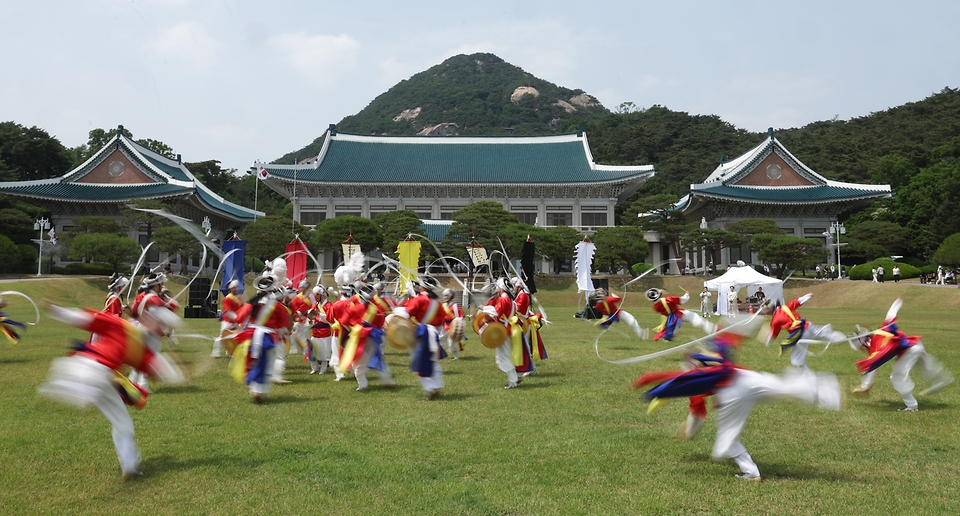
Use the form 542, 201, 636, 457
1, 275, 959, 515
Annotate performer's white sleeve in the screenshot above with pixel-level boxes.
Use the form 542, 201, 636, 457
47, 305, 94, 329
885, 298, 903, 321
680, 292, 690, 304
148, 352, 185, 384
798, 293, 813, 305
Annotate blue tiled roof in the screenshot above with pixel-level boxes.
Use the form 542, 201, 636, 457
263, 133, 653, 184
194, 187, 260, 220
139, 153, 192, 182
419, 221, 452, 242
0, 181, 189, 202
692, 184, 890, 203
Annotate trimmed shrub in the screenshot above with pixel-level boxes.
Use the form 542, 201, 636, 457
632, 262, 655, 276
63, 262, 115, 275
849, 258, 920, 280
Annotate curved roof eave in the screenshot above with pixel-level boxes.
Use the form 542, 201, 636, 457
691, 191, 892, 205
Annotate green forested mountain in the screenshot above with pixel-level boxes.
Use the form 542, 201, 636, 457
275, 52, 611, 164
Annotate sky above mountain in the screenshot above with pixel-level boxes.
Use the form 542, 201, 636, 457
2, 0, 957, 173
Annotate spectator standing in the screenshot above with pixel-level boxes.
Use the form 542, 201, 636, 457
815, 265, 822, 280
877, 265, 885, 283
872, 267, 878, 283
892, 266, 901, 283
829, 265, 836, 281
936, 265, 945, 285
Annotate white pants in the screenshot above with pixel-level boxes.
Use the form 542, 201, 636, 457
440, 329, 461, 359
38, 356, 141, 475
354, 338, 393, 389
309, 336, 332, 373
212, 321, 233, 357
290, 321, 310, 354
790, 323, 845, 369
494, 341, 518, 385
712, 369, 839, 477
681, 310, 716, 335
414, 325, 444, 392
272, 337, 289, 382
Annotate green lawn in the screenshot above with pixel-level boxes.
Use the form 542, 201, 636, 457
1, 276, 959, 515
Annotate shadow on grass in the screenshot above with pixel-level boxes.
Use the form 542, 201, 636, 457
865, 399, 951, 412
756, 461, 861, 482
155, 384, 207, 394
259, 394, 322, 404
144, 453, 266, 477
682, 452, 857, 482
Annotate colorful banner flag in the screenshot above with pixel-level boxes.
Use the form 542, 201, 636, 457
574, 238, 596, 293
396, 240, 421, 293
285, 237, 309, 286
221, 239, 246, 295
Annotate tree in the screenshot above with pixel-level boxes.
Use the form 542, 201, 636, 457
185, 160, 234, 194
591, 226, 649, 275
67, 233, 141, 272
496, 223, 546, 261
374, 210, 423, 256
842, 220, 911, 263
443, 201, 518, 249
68, 216, 123, 236
240, 216, 308, 261
540, 225, 583, 273
631, 194, 688, 262
750, 235, 827, 279
931, 232, 960, 268
0, 122, 73, 181
121, 200, 171, 242
681, 228, 740, 267
0, 207, 36, 244
312, 216, 382, 253
0, 235, 19, 273
153, 226, 203, 267
725, 218, 785, 239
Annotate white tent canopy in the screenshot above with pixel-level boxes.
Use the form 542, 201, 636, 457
704, 265, 783, 315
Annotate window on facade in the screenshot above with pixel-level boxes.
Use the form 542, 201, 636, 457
300, 212, 326, 225
546, 213, 572, 226
515, 212, 537, 225
581, 212, 607, 227
335, 212, 362, 218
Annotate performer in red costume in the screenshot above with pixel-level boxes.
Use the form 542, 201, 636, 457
441, 289, 465, 359
399, 278, 447, 400
481, 278, 520, 389
128, 273, 178, 392
103, 274, 128, 317
38, 303, 184, 480
647, 288, 715, 342
307, 286, 336, 376
634, 328, 840, 481
288, 279, 314, 356
851, 298, 953, 411
212, 279, 244, 358
589, 288, 645, 339
339, 283, 394, 391
766, 294, 845, 370
232, 275, 291, 403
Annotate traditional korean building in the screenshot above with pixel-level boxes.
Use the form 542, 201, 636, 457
0, 126, 262, 266
657, 128, 891, 271
256, 126, 656, 233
